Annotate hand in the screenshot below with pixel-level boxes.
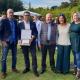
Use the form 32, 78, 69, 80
2, 41, 7, 47
29, 35, 35, 45
38, 44, 41, 49
29, 38, 33, 45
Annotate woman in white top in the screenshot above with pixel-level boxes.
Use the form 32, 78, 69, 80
56, 14, 71, 74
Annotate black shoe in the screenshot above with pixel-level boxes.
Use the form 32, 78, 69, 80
34, 71, 39, 77
40, 70, 46, 74
22, 68, 30, 74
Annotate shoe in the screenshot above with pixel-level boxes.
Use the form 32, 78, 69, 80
1, 73, 7, 79
22, 68, 30, 74
73, 67, 77, 75
76, 69, 80, 79
12, 68, 19, 73
34, 71, 39, 77
40, 70, 46, 74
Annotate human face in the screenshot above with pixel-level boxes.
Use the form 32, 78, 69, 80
59, 16, 65, 24
33, 16, 37, 21
7, 9, 14, 19
72, 13, 79, 22
46, 14, 52, 23
23, 13, 30, 22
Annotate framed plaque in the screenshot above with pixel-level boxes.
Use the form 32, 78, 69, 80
18, 29, 32, 46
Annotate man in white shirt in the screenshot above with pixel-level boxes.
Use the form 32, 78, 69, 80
18, 12, 39, 77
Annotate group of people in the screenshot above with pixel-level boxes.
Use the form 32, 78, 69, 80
0, 8, 80, 79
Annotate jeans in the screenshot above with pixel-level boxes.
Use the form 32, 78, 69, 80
1, 42, 17, 73
76, 52, 80, 69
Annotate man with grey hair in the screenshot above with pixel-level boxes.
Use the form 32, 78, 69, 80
39, 13, 57, 74
0, 8, 19, 78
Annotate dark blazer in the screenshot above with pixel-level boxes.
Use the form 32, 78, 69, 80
0, 18, 18, 43
18, 21, 38, 46
40, 22, 57, 45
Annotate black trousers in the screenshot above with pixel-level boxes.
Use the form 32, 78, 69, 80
21, 45, 37, 72
41, 44, 56, 71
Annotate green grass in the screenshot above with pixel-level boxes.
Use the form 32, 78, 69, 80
0, 47, 76, 80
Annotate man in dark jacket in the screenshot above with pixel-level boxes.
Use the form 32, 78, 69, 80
0, 9, 19, 79
39, 13, 57, 74
18, 11, 39, 77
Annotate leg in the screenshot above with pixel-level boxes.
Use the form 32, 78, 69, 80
11, 43, 17, 69
1, 44, 9, 73
41, 44, 47, 71
72, 51, 77, 75
30, 45, 37, 72
63, 46, 71, 74
30, 45, 39, 77
76, 52, 80, 78
73, 51, 77, 68
21, 46, 30, 69
48, 45, 56, 70
56, 45, 64, 73
76, 52, 80, 70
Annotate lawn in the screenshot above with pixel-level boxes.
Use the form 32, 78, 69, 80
0, 47, 76, 80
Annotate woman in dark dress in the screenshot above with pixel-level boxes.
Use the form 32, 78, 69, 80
70, 12, 80, 78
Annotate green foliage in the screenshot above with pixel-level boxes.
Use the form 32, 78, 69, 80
32, 6, 80, 22
0, 0, 24, 13
60, 2, 70, 8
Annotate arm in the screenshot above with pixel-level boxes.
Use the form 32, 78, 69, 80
31, 22, 38, 40
0, 19, 4, 41
0, 19, 7, 47
37, 22, 42, 47
17, 23, 21, 40
29, 22, 38, 45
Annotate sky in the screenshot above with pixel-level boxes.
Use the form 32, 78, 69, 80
22, 0, 70, 8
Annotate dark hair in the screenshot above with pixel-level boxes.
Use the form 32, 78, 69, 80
24, 11, 30, 15
57, 14, 67, 24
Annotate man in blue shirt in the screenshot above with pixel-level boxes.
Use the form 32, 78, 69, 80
0, 9, 19, 79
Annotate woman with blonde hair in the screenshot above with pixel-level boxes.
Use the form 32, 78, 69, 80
70, 12, 80, 79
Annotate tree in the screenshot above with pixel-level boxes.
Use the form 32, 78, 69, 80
70, 0, 79, 6
0, 0, 24, 12
51, 6, 58, 10
60, 2, 70, 8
